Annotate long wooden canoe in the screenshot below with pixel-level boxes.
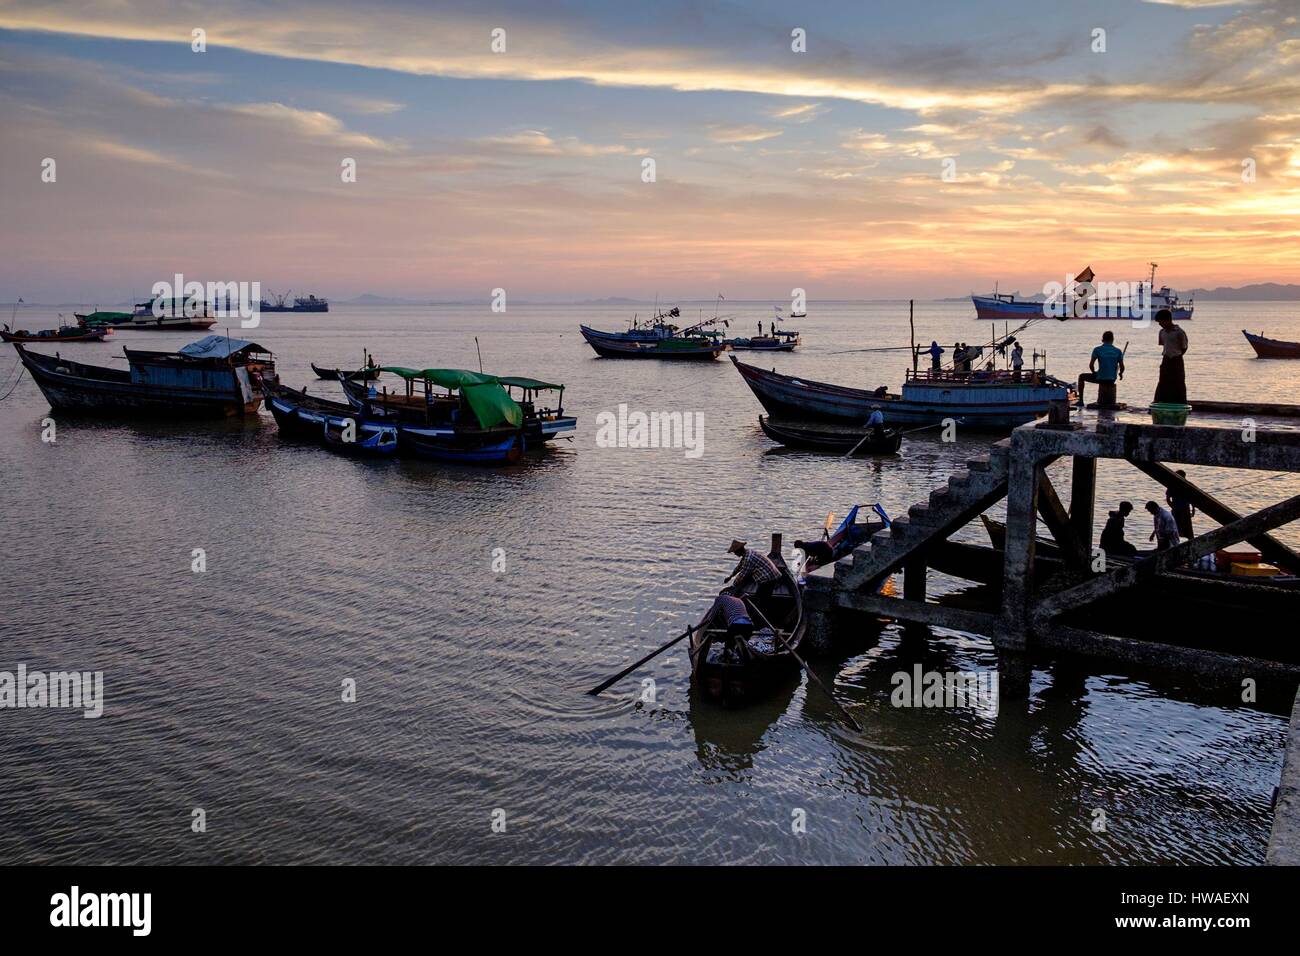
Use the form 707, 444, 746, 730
759, 416, 902, 454
1242, 330, 1300, 359
690, 544, 806, 707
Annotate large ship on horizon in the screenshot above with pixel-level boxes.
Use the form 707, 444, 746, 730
258, 291, 329, 313
972, 264, 1193, 321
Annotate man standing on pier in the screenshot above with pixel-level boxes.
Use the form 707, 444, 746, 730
1075, 330, 1124, 406
1154, 309, 1188, 404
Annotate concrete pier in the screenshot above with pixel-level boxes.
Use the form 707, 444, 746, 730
1268, 687, 1300, 865
807, 418, 1300, 682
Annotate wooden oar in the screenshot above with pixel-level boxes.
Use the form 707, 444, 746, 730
744, 598, 863, 733
841, 420, 949, 459
586, 625, 697, 696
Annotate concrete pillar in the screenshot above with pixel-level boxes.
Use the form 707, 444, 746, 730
801, 576, 835, 656
1069, 454, 1096, 553
999, 445, 1039, 649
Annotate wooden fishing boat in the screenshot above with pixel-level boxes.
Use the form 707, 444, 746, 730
726, 330, 800, 352
264, 382, 398, 456
13, 336, 275, 416
796, 504, 889, 574
689, 539, 806, 707
580, 324, 724, 360
732, 355, 1069, 429
311, 361, 380, 381
2, 324, 109, 343
341, 367, 576, 453
1242, 330, 1300, 359
758, 416, 902, 454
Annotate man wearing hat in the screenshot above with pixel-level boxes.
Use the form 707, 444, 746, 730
865, 403, 886, 439
725, 539, 781, 603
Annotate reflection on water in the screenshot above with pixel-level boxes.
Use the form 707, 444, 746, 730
0, 302, 1292, 864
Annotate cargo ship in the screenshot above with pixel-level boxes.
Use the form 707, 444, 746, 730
972, 264, 1193, 321
258, 291, 329, 313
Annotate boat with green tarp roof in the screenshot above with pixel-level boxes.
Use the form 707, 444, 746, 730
330, 365, 575, 464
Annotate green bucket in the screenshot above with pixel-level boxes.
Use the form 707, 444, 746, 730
1150, 402, 1191, 426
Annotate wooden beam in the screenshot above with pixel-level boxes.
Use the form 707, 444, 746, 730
1031, 491, 1300, 629
831, 590, 1002, 638
1036, 471, 1089, 570
1132, 460, 1300, 576
1069, 455, 1096, 552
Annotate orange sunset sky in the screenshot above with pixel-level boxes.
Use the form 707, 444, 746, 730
1, 0, 1298, 301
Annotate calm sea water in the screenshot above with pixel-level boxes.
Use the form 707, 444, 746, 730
0, 299, 1296, 864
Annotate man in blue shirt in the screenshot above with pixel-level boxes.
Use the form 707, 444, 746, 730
928, 340, 944, 370
1075, 330, 1125, 406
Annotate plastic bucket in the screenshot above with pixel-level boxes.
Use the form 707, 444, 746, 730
1150, 402, 1191, 426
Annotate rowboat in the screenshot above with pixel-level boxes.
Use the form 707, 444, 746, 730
758, 416, 902, 454
2, 325, 109, 343
13, 336, 275, 416
796, 504, 890, 574
1242, 330, 1300, 359
311, 362, 380, 381
689, 540, 806, 707
732, 355, 1069, 429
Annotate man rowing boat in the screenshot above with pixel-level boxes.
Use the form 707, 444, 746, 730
726, 539, 781, 602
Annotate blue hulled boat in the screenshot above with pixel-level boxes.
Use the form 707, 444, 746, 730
731, 356, 1069, 430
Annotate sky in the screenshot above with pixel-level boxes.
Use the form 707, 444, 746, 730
1, 0, 1298, 302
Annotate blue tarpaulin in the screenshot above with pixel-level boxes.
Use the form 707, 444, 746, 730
178, 336, 266, 360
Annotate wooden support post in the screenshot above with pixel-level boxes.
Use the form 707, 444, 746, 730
1031, 491, 1300, 629
1069, 455, 1096, 553
1132, 460, 1300, 576
1036, 471, 1089, 571
903, 560, 926, 601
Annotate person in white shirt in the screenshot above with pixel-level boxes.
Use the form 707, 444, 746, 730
1146, 500, 1180, 551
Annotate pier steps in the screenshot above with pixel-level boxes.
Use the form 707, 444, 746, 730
835, 439, 1011, 591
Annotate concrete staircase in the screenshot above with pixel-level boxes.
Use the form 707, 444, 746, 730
834, 438, 1013, 591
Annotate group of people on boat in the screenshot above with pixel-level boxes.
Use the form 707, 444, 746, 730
1100, 474, 1197, 558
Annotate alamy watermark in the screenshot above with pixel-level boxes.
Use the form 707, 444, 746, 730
0, 664, 103, 718
149, 273, 261, 328
890, 664, 998, 716
594, 404, 704, 459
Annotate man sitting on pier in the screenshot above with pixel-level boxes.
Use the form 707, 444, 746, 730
1100, 501, 1137, 557
1146, 500, 1180, 552
1075, 330, 1124, 406
1154, 309, 1189, 405
726, 539, 781, 602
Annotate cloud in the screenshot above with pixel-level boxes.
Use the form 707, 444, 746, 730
707, 124, 782, 144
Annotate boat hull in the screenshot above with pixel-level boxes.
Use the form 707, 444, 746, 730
579, 325, 722, 360
731, 356, 1067, 429
971, 294, 1192, 322
690, 551, 805, 707
15, 345, 261, 416
758, 416, 901, 454
2, 328, 109, 343
1243, 330, 1300, 359
311, 363, 380, 381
